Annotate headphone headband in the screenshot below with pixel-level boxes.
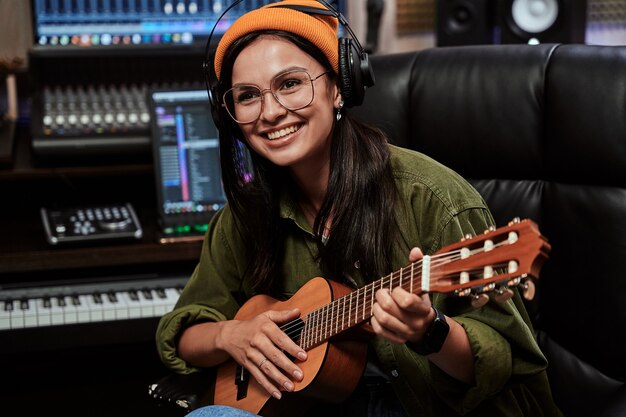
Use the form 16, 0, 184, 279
204, 0, 375, 129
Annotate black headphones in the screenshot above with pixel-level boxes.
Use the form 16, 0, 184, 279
203, 0, 375, 129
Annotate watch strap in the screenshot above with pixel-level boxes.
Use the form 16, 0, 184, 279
406, 307, 450, 355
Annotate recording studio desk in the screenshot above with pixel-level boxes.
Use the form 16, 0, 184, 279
0, 122, 201, 417
0, 123, 203, 271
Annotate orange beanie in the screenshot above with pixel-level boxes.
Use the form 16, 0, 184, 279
213, 0, 339, 80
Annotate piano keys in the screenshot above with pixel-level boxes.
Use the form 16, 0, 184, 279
0, 276, 185, 330
0, 275, 187, 354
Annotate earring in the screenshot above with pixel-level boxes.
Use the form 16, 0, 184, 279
336, 100, 344, 121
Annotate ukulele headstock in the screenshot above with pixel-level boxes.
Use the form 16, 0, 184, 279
430, 218, 550, 307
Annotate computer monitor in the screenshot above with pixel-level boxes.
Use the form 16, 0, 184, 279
30, 0, 346, 51
148, 87, 226, 243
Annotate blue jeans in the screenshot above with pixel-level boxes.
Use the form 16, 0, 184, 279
187, 380, 407, 417
187, 405, 259, 417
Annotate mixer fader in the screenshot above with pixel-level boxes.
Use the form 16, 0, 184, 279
39, 84, 151, 137
30, 79, 201, 161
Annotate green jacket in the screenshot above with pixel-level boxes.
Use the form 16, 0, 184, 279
156, 145, 562, 416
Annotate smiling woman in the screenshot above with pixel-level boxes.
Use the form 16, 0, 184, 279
155, 2, 563, 417
228, 36, 340, 171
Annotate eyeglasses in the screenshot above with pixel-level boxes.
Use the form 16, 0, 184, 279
222, 70, 330, 124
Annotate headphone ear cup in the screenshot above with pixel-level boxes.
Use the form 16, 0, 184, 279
204, 60, 222, 130
338, 37, 370, 107
338, 37, 356, 107
208, 85, 222, 130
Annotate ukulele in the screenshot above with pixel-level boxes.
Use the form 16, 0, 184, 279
212, 218, 550, 415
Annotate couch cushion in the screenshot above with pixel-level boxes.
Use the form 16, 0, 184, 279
354, 44, 626, 381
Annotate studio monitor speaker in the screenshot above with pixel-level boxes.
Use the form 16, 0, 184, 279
437, 0, 495, 46
498, 0, 588, 44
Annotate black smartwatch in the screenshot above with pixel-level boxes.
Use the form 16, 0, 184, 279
407, 307, 450, 355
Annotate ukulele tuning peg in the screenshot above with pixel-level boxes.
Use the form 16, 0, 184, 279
493, 286, 514, 303
470, 293, 490, 308
455, 288, 472, 297
507, 277, 521, 287
508, 217, 521, 226
483, 225, 496, 234
521, 278, 536, 300
461, 233, 473, 241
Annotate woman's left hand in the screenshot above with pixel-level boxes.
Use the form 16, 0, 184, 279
370, 247, 437, 345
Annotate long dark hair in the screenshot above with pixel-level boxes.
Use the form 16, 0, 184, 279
217, 31, 399, 293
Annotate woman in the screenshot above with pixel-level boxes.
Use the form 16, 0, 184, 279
156, 1, 562, 416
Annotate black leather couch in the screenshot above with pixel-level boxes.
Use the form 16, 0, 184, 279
150, 44, 626, 417
355, 43, 626, 417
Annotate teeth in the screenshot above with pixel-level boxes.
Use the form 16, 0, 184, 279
267, 125, 298, 140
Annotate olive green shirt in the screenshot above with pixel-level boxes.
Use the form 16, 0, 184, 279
156, 145, 562, 416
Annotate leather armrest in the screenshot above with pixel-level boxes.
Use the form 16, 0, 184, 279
536, 330, 624, 417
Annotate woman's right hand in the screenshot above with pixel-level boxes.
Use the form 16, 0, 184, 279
216, 308, 308, 399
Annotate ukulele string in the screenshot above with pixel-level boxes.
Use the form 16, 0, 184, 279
280, 250, 477, 344
280, 241, 511, 345
279, 252, 456, 343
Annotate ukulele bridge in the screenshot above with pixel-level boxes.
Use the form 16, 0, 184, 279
235, 365, 250, 400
